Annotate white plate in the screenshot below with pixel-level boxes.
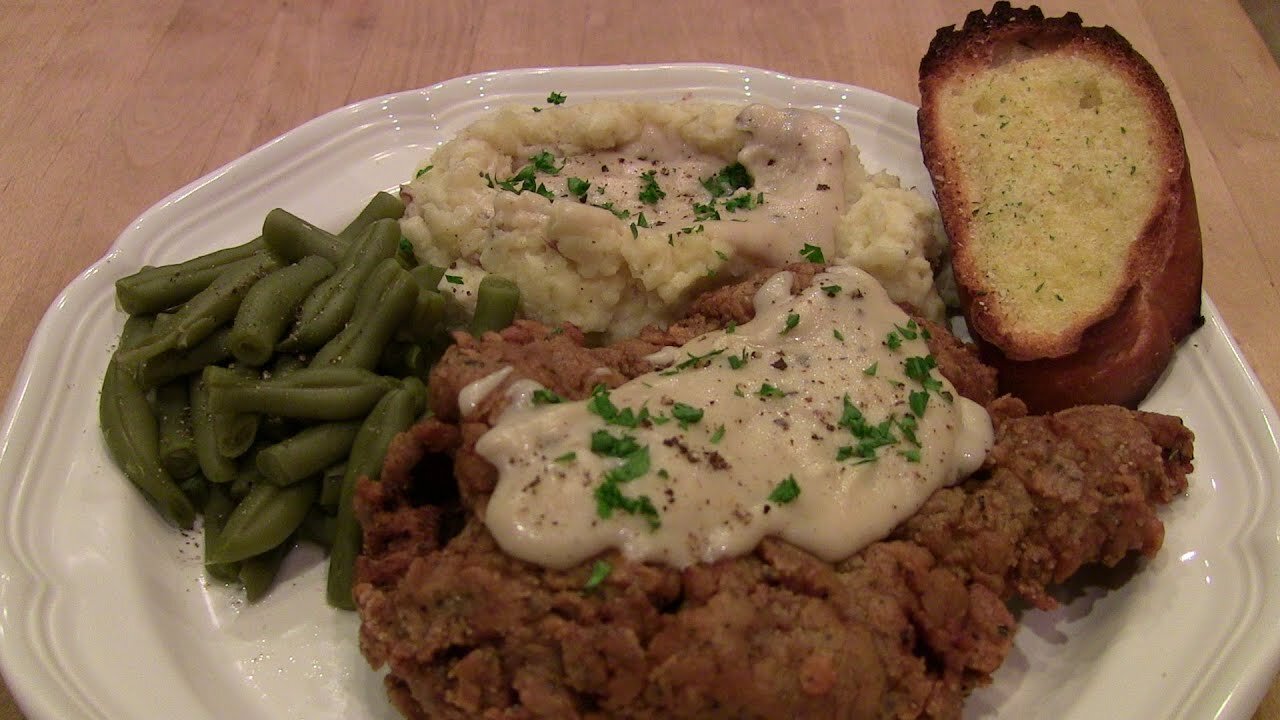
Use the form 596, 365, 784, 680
1, 63, 1278, 720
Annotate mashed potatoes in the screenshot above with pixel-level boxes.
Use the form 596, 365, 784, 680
400, 99, 947, 339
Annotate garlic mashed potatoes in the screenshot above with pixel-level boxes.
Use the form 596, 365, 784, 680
400, 99, 948, 339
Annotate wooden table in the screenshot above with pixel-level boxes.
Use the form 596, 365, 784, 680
2, 1, 1277, 718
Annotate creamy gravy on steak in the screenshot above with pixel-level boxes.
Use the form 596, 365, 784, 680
473, 266, 993, 569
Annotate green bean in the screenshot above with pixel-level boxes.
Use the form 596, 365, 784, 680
262, 209, 347, 263
255, 422, 361, 486
137, 327, 233, 389
119, 252, 284, 367
409, 263, 446, 292
206, 479, 318, 564
327, 378, 427, 609
204, 365, 398, 420
229, 464, 261, 500
114, 237, 267, 315
203, 484, 241, 582
278, 219, 401, 352
338, 191, 405, 241
469, 274, 520, 336
100, 326, 198, 529
228, 255, 334, 366
377, 341, 428, 378
155, 380, 199, 479
211, 366, 260, 459
299, 506, 337, 548
189, 373, 237, 483
269, 353, 308, 379
319, 463, 345, 508
311, 258, 417, 369
240, 535, 296, 602
178, 472, 210, 510
406, 287, 446, 346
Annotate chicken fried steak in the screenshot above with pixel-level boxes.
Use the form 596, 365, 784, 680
353, 265, 1193, 720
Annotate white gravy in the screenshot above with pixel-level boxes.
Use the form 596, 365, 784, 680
474, 266, 993, 569
555, 104, 850, 267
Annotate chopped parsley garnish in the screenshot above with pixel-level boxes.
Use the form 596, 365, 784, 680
909, 389, 929, 417
863, 362, 878, 376
671, 402, 704, 428
692, 201, 721, 221
482, 151, 563, 199
836, 394, 899, 463
583, 559, 611, 590
593, 201, 631, 220
591, 429, 641, 458
715, 249, 728, 261
639, 170, 666, 204
604, 445, 650, 484
833, 329, 845, 341
757, 383, 787, 399
768, 475, 801, 504
884, 319, 930, 350
586, 385, 639, 427
595, 482, 660, 529
414, 164, 433, 178
904, 355, 942, 392
710, 424, 726, 444
665, 347, 727, 373
531, 388, 563, 405
722, 191, 763, 212
900, 448, 922, 463
594, 442, 659, 529
701, 162, 753, 198
547, 91, 567, 105
553, 451, 577, 463
567, 176, 591, 199
636, 212, 650, 228
781, 312, 800, 334
725, 321, 737, 334
727, 350, 748, 370
529, 150, 562, 174
821, 284, 841, 297
800, 243, 826, 263
444, 274, 464, 284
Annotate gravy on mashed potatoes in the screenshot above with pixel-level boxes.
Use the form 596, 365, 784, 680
400, 100, 949, 340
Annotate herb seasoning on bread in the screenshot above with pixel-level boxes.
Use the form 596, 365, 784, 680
918, 2, 1203, 412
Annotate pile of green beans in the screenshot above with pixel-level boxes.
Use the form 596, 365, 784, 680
99, 190, 522, 608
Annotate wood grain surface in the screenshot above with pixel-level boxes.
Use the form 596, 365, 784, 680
1, 1, 1278, 718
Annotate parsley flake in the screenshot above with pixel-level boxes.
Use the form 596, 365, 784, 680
821, 284, 841, 297
701, 163, 753, 198
583, 559, 611, 590
567, 176, 591, 199
800, 243, 826, 263
671, 402, 704, 428
532, 388, 563, 405
444, 274, 464, 285
547, 91, 567, 105
768, 475, 801, 504
781, 312, 800, 334
757, 383, 786, 399
639, 171, 666, 204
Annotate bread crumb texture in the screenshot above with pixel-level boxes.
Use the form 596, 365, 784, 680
938, 53, 1162, 339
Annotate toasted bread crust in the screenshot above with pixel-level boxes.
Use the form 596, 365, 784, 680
919, 3, 1203, 411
